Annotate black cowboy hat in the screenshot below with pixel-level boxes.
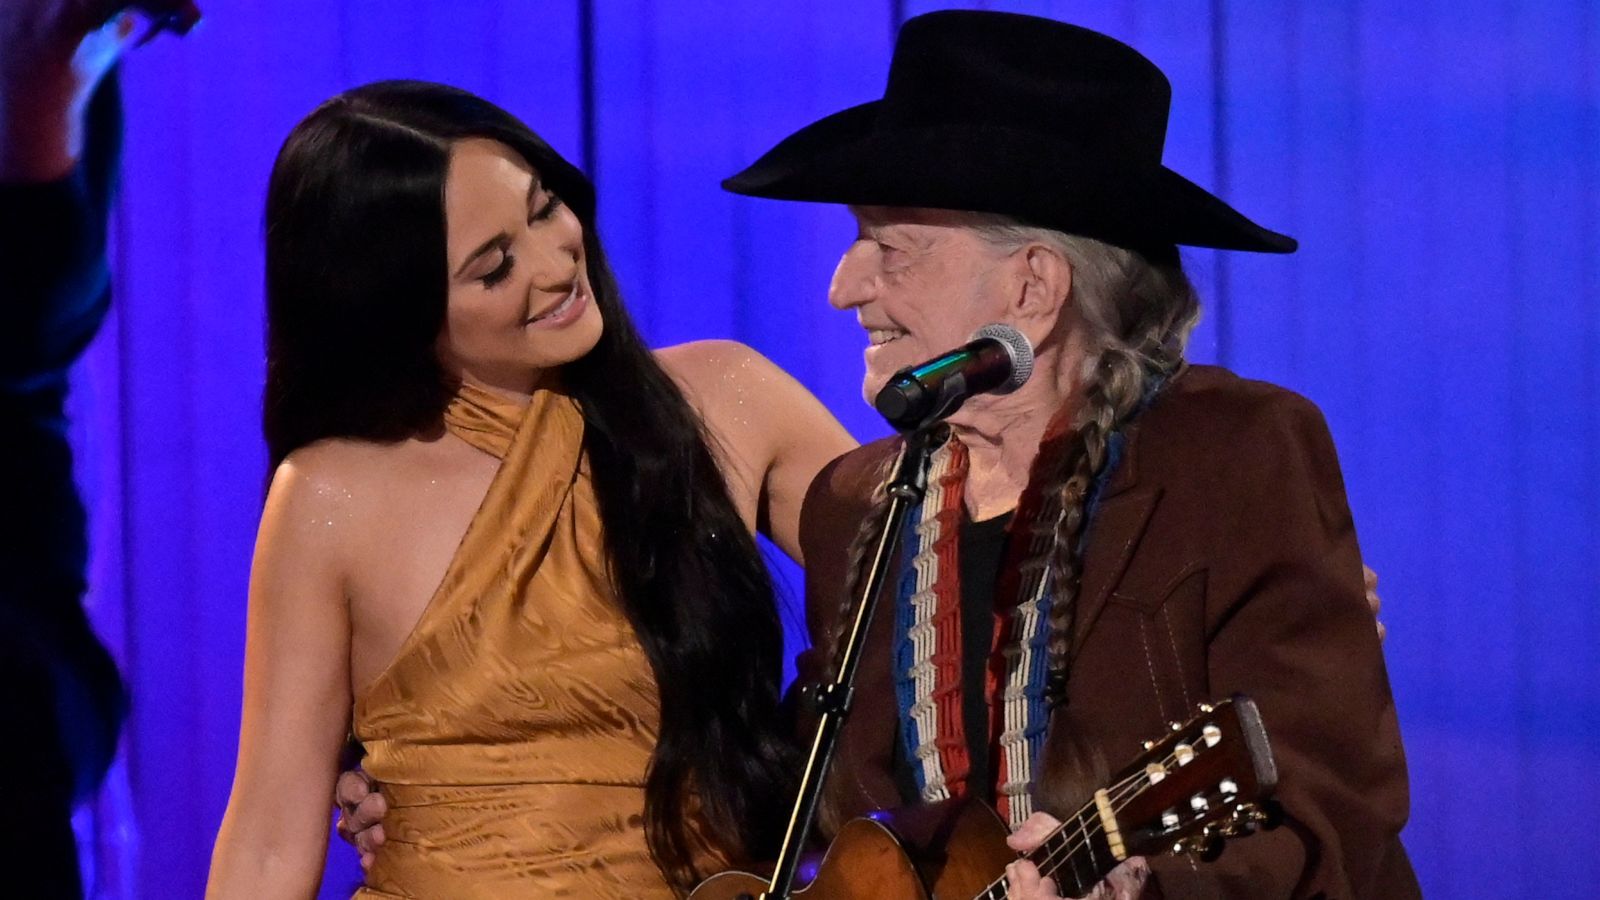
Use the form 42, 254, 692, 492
723, 10, 1296, 255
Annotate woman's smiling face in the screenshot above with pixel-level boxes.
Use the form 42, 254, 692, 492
437, 138, 602, 393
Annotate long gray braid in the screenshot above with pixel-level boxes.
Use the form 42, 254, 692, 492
969, 220, 1201, 706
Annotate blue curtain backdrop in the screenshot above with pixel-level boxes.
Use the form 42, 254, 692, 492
60, 1, 1596, 896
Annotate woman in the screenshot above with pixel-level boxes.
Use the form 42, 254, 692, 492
205, 81, 855, 897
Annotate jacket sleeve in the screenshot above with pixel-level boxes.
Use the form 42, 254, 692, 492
0, 72, 119, 389
0, 73, 126, 804
786, 451, 856, 724
1147, 393, 1417, 900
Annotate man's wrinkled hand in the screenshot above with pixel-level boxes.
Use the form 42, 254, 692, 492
335, 768, 387, 872
1364, 564, 1386, 643
1004, 811, 1150, 899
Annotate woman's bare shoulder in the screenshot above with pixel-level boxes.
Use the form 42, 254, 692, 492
275, 437, 399, 499
657, 338, 854, 443
656, 338, 764, 393
655, 339, 818, 419
266, 437, 434, 546
655, 340, 857, 558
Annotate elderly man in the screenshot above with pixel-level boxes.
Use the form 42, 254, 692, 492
720, 10, 1416, 900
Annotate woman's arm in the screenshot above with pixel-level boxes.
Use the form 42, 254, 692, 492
659, 340, 857, 565
206, 453, 354, 899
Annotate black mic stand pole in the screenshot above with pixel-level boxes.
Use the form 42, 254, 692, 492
758, 425, 939, 900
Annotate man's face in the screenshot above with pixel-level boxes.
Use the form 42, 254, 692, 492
829, 206, 1020, 405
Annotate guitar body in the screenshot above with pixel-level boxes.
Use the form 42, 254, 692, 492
689, 801, 1014, 900
920, 801, 1014, 898
690, 815, 928, 900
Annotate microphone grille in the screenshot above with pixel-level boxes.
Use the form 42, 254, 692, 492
973, 323, 1035, 392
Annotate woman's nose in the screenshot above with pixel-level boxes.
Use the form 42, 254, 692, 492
528, 209, 584, 284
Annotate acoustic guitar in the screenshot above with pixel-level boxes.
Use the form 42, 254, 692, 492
692, 696, 1278, 900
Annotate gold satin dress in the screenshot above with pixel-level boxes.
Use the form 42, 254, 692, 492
352, 383, 724, 898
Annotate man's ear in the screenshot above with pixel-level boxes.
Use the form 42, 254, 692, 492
1011, 241, 1073, 328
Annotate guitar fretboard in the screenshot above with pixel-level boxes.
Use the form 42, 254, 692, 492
975, 800, 1116, 899
964, 698, 1267, 900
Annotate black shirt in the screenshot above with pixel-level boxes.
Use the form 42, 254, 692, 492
892, 510, 1013, 806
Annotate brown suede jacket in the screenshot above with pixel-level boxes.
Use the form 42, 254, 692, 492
794, 365, 1419, 899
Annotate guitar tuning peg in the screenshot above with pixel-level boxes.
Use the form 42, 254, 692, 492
1199, 828, 1226, 862
1222, 808, 1257, 836
1249, 801, 1285, 831
1169, 721, 1184, 732
1217, 819, 1251, 837
1198, 702, 1215, 713
1142, 739, 1156, 751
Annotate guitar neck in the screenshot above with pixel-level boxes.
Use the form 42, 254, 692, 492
967, 697, 1275, 899
974, 794, 1119, 900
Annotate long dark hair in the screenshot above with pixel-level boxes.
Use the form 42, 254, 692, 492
264, 80, 795, 888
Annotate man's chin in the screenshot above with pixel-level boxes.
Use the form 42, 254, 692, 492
862, 372, 893, 409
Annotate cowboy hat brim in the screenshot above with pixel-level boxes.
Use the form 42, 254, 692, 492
723, 101, 1296, 255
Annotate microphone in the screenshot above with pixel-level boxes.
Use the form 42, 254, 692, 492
873, 323, 1035, 431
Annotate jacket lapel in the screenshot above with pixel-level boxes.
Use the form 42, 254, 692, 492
1068, 420, 1162, 655
1070, 485, 1161, 655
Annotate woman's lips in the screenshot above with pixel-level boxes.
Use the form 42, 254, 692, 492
527, 284, 587, 328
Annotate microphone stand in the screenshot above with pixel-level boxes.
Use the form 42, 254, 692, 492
759, 425, 939, 900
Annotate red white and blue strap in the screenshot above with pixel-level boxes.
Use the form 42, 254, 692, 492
888, 383, 1158, 828
892, 436, 970, 802
987, 483, 1061, 827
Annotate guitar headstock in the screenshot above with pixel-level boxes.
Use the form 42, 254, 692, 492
1105, 695, 1279, 862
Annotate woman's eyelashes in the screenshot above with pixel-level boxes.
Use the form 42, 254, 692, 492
480, 253, 514, 288
533, 192, 563, 222
478, 193, 565, 289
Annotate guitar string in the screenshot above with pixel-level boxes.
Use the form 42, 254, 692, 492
1020, 739, 1245, 897
1027, 770, 1156, 891
977, 748, 1177, 897
1026, 770, 1153, 894
979, 759, 1162, 898
982, 736, 1246, 899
